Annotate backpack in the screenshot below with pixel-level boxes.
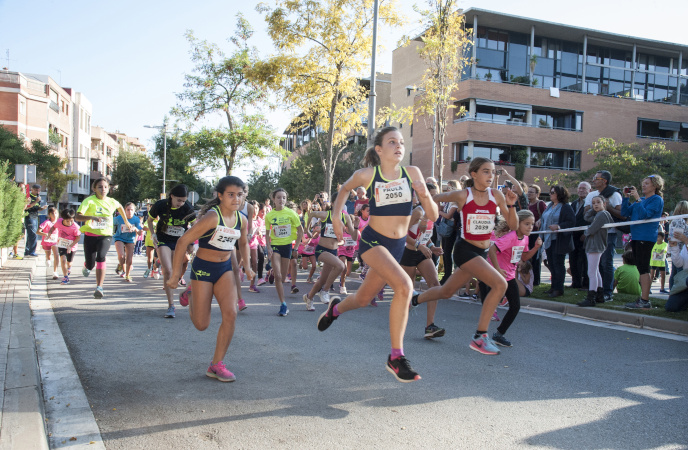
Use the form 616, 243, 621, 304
437, 217, 455, 237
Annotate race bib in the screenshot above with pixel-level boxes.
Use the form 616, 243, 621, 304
120, 224, 131, 234
57, 238, 72, 249
259, 226, 266, 236
510, 245, 525, 264
466, 214, 495, 235
273, 224, 291, 238
90, 218, 110, 230
652, 251, 664, 261
43, 235, 57, 244
344, 238, 357, 247
323, 223, 337, 239
418, 230, 433, 246
165, 226, 185, 237
304, 244, 315, 254
374, 178, 412, 207
208, 226, 241, 250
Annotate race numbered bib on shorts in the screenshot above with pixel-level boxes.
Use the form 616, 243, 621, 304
419, 230, 433, 246
208, 226, 241, 250
652, 251, 664, 261
90, 218, 110, 230
374, 178, 412, 207
57, 238, 72, 249
165, 226, 185, 237
510, 245, 525, 263
466, 214, 495, 235
323, 223, 337, 239
273, 224, 291, 238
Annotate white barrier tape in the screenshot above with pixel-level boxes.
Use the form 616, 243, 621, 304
530, 213, 688, 235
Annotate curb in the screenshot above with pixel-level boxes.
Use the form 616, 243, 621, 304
0, 255, 49, 450
520, 297, 688, 336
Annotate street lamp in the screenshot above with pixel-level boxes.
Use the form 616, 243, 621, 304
144, 123, 168, 195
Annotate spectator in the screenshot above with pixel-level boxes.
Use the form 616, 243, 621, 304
584, 170, 624, 301
496, 167, 528, 210
344, 189, 356, 214
667, 200, 688, 288
459, 175, 470, 189
569, 181, 591, 290
527, 184, 547, 285
621, 175, 665, 309
24, 183, 47, 257
666, 228, 688, 312
577, 195, 613, 306
438, 179, 459, 285
538, 185, 575, 297
353, 186, 368, 214
614, 250, 642, 296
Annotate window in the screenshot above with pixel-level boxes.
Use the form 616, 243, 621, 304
530, 148, 581, 170
92, 159, 99, 172
19, 100, 25, 115
637, 119, 677, 139
532, 109, 582, 131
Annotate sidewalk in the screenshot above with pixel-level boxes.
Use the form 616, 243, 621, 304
0, 250, 686, 450
0, 253, 48, 450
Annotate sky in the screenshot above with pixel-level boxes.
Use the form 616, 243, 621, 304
1, 0, 686, 183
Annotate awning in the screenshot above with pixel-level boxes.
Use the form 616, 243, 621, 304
658, 121, 680, 131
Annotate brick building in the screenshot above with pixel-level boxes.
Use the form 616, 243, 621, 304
391, 8, 688, 187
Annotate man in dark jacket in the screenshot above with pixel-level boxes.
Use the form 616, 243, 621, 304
569, 181, 591, 289
24, 184, 47, 257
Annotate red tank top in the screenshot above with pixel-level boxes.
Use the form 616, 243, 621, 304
460, 187, 497, 241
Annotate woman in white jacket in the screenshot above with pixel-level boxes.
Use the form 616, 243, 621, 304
666, 229, 688, 312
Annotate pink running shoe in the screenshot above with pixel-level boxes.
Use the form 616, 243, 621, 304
237, 299, 248, 311
248, 285, 260, 293
256, 277, 266, 286
499, 296, 509, 307
179, 287, 192, 307
206, 361, 236, 382
491, 311, 500, 321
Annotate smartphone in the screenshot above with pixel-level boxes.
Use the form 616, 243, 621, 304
504, 180, 513, 189
496, 169, 503, 175
623, 186, 634, 194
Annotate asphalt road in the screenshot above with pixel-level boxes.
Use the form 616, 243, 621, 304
41, 249, 688, 449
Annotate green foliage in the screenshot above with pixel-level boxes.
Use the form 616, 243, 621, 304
0, 126, 29, 174
246, 169, 280, 205
48, 129, 62, 146
172, 16, 281, 176
111, 150, 159, 205
450, 160, 459, 173
150, 133, 212, 198
47, 172, 77, 205
0, 160, 26, 248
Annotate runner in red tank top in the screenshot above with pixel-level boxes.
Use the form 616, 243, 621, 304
411, 157, 519, 356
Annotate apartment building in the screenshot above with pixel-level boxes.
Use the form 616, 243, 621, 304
90, 126, 118, 183
391, 8, 688, 186
65, 89, 92, 203
280, 73, 393, 170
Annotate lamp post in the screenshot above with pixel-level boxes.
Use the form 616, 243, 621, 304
145, 123, 168, 195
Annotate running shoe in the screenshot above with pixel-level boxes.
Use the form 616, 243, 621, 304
339, 285, 348, 295
125, 276, 133, 282
625, 298, 651, 309
303, 294, 315, 311
290, 285, 299, 294
492, 331, 512, 347
386, 355, 421, 382
67, 269, 71, 276
499, 297, 509, 307
143, 268, 151, 278
61, 276, 69, 285
470, 333, 500, 355
119, 272, 125, 278
179, 288, 192, 307
491, 312, 500, 321
660, 288, 670, 294
424, 323, 446, 339
248, 285, 260, 293
93, 286, 104, 299
318, 290, 330, 304
238, 299, 247, 311
278, 303, 289, 316
369, 299, 378, 307
256, 278, 266, 286
286, 274, 291, 282
306, 278, 314, 284
458, 291, 471, 299
268, 272, 275, 284
152, 269, 160, 280
317, 297, 340, 331
206, 361, 236, 382
52, 273, 59, 280
179, 278, 186, 287
377, 290, 384, 302
82, 267, 91, 277
240, 270, 245, 283
115, 264, 122, 275
164, 306, 176, 318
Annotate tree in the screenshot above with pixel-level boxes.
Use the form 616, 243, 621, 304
149, 132, 213, 200
246, 168, 280, 205
172, 15, 282, 176
251, 0, 403, 195
110, 150, 159, 205
411, 0, 472, 188
278, 137, 367, 203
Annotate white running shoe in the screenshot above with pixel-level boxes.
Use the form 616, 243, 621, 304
318, 290, 331, 304
339, 285, 347, 295
303, 294, 315, 311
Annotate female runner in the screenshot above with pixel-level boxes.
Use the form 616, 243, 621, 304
148, 184, 195, 318
168, 176, 253, 382
318, 126, 438, 383
301, 204, 356, 310
76, 178, 136, 299
113, 202, 143, 282
411, 157, 518, 356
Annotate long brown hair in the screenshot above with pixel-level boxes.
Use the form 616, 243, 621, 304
363, 126, 399, 168
465, 157, 493, 188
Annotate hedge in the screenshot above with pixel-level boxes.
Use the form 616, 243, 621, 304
0, 160, 27, 248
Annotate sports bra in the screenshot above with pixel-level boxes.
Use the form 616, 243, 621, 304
460, 187, 497, 241
320, 211, 346, 239
366, 166, 414, 217
198, 207, 243, 251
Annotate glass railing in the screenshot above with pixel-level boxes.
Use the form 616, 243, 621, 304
453, 115, 581, 132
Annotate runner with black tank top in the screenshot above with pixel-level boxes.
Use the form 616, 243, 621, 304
302, 206, 355, 311
168, 176, 253, 383
317, 126, 438, 383
148, 184, 196, 318
411, 157, 519, 356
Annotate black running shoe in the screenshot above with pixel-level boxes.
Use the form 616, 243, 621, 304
424, 323, 446, 339
317, 296, 341, 331
386, 355, 421, 382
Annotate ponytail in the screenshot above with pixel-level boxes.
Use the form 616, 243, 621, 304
362, 126, 399, 168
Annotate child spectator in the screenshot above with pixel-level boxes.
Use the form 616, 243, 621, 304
578, 195, 613, 307
650, 231, 668, 293
614, 251, 641, 297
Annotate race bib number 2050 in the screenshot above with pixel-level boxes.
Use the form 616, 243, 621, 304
374, 178, 411, 207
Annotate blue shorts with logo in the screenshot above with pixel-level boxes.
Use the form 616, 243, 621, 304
358, 225, 406, 262
191, 256, 232, 284
270, 244, 293, 259
315, 245, 338, 258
